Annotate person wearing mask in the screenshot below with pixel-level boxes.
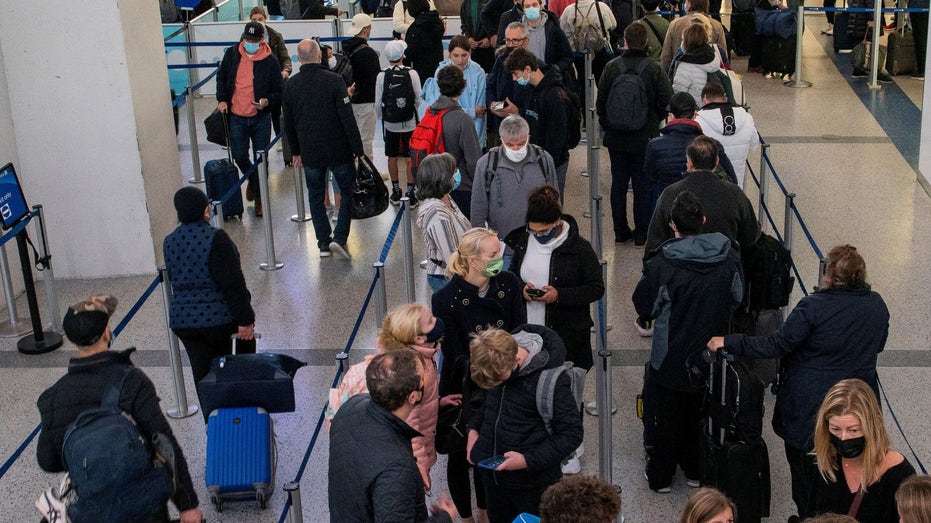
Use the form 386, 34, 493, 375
486, 22, 533, 149
597, 22, 673, 246
404, 0, 446, 86
415, 153, 472, 292
503, 49, 570, 195
376, 40, 423, 205
421, 35, 488, 148
163, 186, 256, 383
432, 226, 526, 523
343, 14, 382, 160
695, 82, 759, 188
660, 0, 728, 71
215, 21, 283, 218
249, 7, 293, 162
707, 244, 891, 520
521, 0, 575, 81
808, 379, 915, 521
669, 23, 724, 105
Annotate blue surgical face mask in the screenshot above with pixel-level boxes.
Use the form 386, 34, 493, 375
516, 73, 530, 86
531, 222, 561, 244
452, 170, 462, 190
244, 41, 260, 54
525, 7, 541, 20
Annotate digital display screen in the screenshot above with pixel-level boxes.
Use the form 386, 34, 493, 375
0, 163, 30, 230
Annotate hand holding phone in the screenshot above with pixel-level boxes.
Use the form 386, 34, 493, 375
477, 455, 507, 470
526, 288, 545, 298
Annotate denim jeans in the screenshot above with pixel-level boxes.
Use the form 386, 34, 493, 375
228, 113, 272, 198
427, 274, 448, 293
304, 161, 355, 248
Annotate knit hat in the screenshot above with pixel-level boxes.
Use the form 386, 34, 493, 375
350, 14, 372, 36
174, 186, 209, 224
242, 21, 265, 41
384, 40, 407, 62
62, 295, 118, 346
666, 91, 699, 118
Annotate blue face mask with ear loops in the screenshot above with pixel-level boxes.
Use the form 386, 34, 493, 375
452, 170, 462, 190
525, 7, 541, 20
244, 42, 260, 54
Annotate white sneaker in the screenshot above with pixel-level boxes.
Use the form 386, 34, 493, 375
561, 457, 581, 475
329, 241, 351, 259
575, 443, 584, 458
821, 24, 834, 35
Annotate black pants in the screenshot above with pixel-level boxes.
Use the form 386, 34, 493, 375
913, 9, 929, 73
646, 384, 703, 490
173, 322, 255, 382
784, 442, 817, 517
824, 0, 836, 24
478, 469, 548, 523
447, 450, 486, 519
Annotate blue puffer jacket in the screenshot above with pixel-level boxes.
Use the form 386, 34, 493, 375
722, 284, 889, 451
644, 118, 738, 189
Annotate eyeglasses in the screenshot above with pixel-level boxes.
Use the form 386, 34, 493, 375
505, 37, 527, 45
526, 223, 560, 237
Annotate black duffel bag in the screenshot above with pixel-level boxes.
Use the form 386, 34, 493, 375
197, 352, 306, 420
350, 154, 390, 219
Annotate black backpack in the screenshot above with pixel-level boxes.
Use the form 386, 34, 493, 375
741, 232, 794, 311
605, 58, 650, 131
554, 86, 583, 150
61, 367, 175, 522
381, 66, 416, 124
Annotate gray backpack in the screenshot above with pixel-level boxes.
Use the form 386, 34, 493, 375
605, 58, 651, 131
536, 361, 586, 434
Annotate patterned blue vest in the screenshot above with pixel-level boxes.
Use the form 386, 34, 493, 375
163, 221, 233, 329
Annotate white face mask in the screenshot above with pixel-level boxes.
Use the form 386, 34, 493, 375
504, 143, 529, 162
328, 56, 338, 69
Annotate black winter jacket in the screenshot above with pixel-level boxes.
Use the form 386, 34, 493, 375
504, 214, 605, 370
482, 0, 515, 40
431, 271, 527, 397
524, 65, 570, 166
633, 234, 743, 391
723, 284, 889, 450
531, 13, 576, 79
485, 49, 532, 133
405, 11, 446, 87
283, 63, 363, 168
597, 50, 673, 153
644, 169, 759, 254
36, 349, 199, 513
643, 118, 738, 189
342, 37, 381, 103
847, 0, 876, 42
328, 394, 454, 522
468, 324, 584, 489
216, 44, 283, 117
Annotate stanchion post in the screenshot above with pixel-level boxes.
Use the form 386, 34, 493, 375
291, 166, 311, 222
786, 5, 812, 87
373, 262, 387, 330
0, 242, 31, 337
158, 267, 199, 419
284, 482, 303, 523
32, 206, 61, 331
15, 228, 62, 354
183, 23, 204, 184
400, 199, 416, 303
869, 0, 883, 88
758, 144, 771, 228
239, 0, 245, 21
258, 151, 284, 271
210, 200, 224, 229
783, 193, 796, 252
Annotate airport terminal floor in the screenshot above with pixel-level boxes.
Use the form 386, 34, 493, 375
2, 14, 931, 523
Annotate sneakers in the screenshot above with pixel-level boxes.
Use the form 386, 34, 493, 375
561, 457, 581, 475
407, 192, 420, 209
821, 24, 833, 35
644, 470, 671, 493
852, 68, 869, 78
390, 186, 402, 206
329, 241, 351, 259
878, 72, 894, 83
686, 479, 701, 488
319, 244, 332, 258
245, 184, 255, 202
635, 317, 654, 337
910, 72, 925, 80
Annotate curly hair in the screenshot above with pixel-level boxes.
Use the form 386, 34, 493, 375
824, 244, 867, 288
539, 475, 621, 523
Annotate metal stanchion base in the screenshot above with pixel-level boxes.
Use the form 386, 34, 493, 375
260, 262, 285, 271
167, 404, 199, 419
867, 83, 882, 90
290, 214, 312, 222
17, 330, 63, 354
584, 400, 618, 416
0, 318, 33, 338
590, 324, 613, 332
785, 80, 812, 88
187, 178, 205, 184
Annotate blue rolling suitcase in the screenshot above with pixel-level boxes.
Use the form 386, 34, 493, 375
205, 407, 275, 511
203, 117, 244, 220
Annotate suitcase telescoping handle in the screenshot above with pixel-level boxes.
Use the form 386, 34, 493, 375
230, 332, 262, 355
704, 348, 732, 445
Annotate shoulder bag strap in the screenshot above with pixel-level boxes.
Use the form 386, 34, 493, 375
848, 486, 865, 517
642, 16, 663, 43
594, 1, 609, 38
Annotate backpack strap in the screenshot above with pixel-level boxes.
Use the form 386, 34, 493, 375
101, 366, 135, 410
485, 148, 500, 201
594, 1, 609, 39
530, 144, 556, 187
536, 363, 568, 435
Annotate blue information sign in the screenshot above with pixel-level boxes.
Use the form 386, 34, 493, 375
0, 163, 30, 230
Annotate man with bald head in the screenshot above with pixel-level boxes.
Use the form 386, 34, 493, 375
283, 39, 364, 259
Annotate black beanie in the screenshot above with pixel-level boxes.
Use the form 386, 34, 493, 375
174, 186, 209, 223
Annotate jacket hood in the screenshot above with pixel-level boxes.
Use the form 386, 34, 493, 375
660, 118, 703, 135
341, 36, 368, 54
537, 65, 564, 89
660, 232, 732, 265
430, 95, 465, 112
69, 347, 136, 369
509, 323, 566, 377
239, 41, 272, 61
622, 49, 649, 58
697, 105, 752, 136
524, 10, 552, 29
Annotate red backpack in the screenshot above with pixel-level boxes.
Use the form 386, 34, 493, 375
408, 107, 456, 182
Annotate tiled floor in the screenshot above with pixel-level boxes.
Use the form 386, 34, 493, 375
1, 16, 929, 523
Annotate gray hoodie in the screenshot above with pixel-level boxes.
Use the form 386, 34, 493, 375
430, 95, 482, 190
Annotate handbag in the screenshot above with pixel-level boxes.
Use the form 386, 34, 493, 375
435, 404, 467, 455
851, 29, 887, 72
350, 154, 390, 219
203, 109, 229, 147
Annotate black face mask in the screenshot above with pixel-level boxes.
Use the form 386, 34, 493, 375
830, 434, 866, 459
424, 317, 445, 345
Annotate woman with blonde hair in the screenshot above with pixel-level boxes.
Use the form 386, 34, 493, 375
431, 226, 526, 522
325, 302, 449, 490
896, 474, 931, 523
809, 379, 915, 521
680, 488, 736, 523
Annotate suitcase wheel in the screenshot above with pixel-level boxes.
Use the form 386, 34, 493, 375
258, 492, 268, 510
211, 495, 223, 513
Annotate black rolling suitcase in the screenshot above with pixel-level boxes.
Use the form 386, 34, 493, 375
701, 350, 771, 523
761, 35, 796, 75
833, 12, 858, 52
204, 114, 245, 220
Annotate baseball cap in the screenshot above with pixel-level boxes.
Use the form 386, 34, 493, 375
242, 21, 265, 41
62, 295, 118, 346
666, 92, 699, 118
384, 40, 407, 62
350, 14, 372, 36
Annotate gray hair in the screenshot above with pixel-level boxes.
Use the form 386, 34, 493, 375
499, 115, 530, 143
416, 153, 458, 200
506, 21, 529, 38
298, 39, 320, 64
